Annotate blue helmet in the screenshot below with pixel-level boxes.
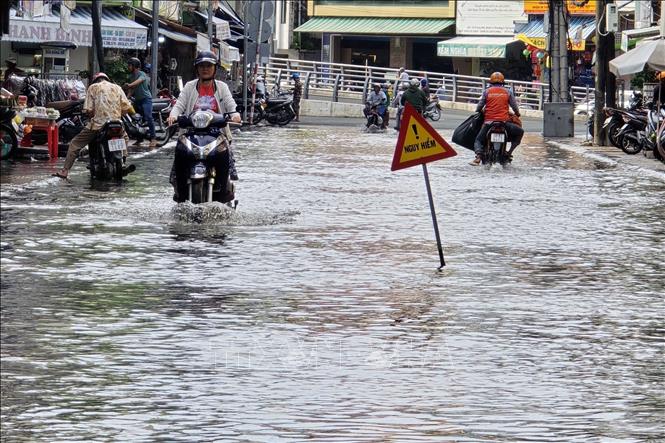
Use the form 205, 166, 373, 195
291, 72, 300, 79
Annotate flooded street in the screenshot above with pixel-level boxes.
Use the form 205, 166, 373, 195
1, 125, 664, 442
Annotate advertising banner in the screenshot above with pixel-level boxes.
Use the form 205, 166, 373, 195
456, 0, 526, 36
524, 0, 596, 15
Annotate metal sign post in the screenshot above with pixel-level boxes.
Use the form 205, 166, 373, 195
391, 103, 457, 269
421, 163, 445, 268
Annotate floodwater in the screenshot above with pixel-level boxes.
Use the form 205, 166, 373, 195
1, 125, 664, 442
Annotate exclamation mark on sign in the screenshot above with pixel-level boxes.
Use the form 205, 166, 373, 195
412, 124, 419, 139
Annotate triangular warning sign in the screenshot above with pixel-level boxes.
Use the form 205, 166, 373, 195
391, 102, 457, 171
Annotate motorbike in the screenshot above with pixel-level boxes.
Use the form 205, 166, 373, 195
482, 121, 511, 166
0, 106, 18, 160
263, 92, 296, 126
173, 110, 236, 205
587, 91, 645, 145
424, 96, 442, 122
364, 103, 385, 131
638, 106, 665, 161
615, 110, 649, 155
129, 96, 175, 135
88, 120, 135, 181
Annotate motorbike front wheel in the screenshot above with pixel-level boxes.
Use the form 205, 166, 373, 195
191, 180, 206, 204
429, 107, 441, 122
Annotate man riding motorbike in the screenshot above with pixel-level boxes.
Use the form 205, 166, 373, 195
167, 51, 241, 200
53, 72, 132, 179
364, 83, 387, 129
400, 78, 429, 115
471, 71, 523, 166
124, 57, 156, 148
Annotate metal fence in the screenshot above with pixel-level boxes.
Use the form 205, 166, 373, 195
263, 58, 598, 111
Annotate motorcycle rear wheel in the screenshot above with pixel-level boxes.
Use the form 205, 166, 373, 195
620, 134, 642, 155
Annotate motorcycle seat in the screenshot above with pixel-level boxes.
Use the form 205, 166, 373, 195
47, 100, 83, 113
267, 98, 289, 105
152, 101, 170, 112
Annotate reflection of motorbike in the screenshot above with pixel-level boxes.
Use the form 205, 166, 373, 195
173, 110, 236, 205
482, 121, 511, 166
0, 106, 18, 159
88, 120, 135, 181
424, 96, 442, 121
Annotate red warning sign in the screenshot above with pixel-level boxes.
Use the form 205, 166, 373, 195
391, 103, 457, 171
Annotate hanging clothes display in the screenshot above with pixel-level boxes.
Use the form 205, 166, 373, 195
4, 75, 86, 106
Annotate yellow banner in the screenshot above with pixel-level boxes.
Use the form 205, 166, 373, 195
524, 0, 596, 15
516, 34, 586, 51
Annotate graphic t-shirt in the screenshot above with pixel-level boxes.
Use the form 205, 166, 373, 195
194, 82, 219, 113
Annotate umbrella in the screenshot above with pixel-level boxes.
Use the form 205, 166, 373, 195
609, 38, 665, 77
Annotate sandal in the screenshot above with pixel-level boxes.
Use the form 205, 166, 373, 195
52, 170, 68, 179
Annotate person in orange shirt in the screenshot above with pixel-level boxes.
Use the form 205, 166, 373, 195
471, 72, 524, 165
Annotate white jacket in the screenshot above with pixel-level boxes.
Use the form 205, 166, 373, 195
169, 79, 238, 120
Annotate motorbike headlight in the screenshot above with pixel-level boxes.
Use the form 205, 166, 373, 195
191, 111, 214, 129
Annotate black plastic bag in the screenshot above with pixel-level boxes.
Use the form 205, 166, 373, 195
452, 112, 484, 151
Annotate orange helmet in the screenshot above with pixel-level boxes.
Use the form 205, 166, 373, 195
657, 71, 665, 80
489, 72, 505, 84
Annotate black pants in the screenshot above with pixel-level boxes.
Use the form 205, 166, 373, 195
473, 122, 524, 155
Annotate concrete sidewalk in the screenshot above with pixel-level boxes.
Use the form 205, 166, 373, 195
545, 137, 665, 180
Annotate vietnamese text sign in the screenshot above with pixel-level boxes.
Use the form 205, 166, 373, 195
525, 0, 596, 14
456, 0, 526, 36
7, 21, 147, 49
391, 103, 457, 171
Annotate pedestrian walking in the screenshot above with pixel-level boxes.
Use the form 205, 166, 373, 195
292, 73, 302, 122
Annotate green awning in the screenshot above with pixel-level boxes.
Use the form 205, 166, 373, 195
437, 36, 522, 59
295, 17, 455, 35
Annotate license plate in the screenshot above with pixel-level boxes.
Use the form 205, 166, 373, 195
490, 133, 505, 142
108, 138, 126, 152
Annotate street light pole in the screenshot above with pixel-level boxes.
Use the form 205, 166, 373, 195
91, 0, 104, 74
151, 0, 159, 97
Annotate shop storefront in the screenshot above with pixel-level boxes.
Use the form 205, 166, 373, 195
1, 6, 147, 79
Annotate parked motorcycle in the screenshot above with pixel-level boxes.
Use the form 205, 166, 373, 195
88, 120, 135, 181
0, 106, 18, 159
616, 110, 648, 155
264, 92, 296, 126
424, 96, 442, 122
482, 121, 511, 166
173, 110, 236, 205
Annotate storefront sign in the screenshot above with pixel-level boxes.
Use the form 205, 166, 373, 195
8, 21, 147, 49
215, 19, 231, 41
517, 34, 586, 51
524, 0, 596, 15
438, 41, 510, 58
456, 0, 526, 35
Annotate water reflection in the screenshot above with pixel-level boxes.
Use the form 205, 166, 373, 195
1, 126, 664, 441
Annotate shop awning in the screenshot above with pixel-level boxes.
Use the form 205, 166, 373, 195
515, 16, 595, 51
295, 17, 455, 35
159, 28, 197, 43
437, 36, 521, 58
4, 7, 147, 49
